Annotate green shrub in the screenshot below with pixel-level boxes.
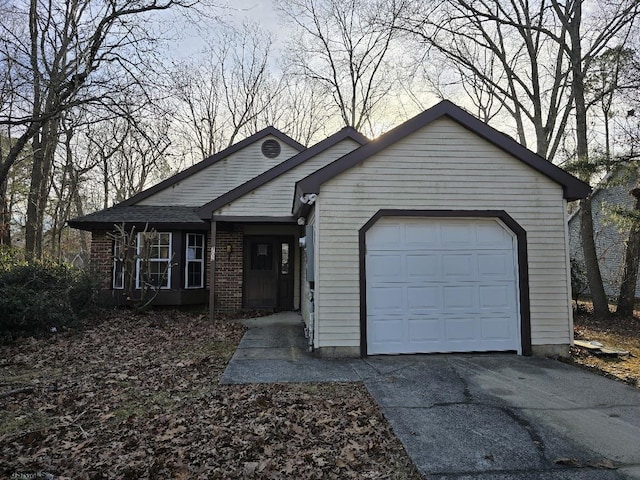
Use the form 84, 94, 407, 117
0, 250, 100, 340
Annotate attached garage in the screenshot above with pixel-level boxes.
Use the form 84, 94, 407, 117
294, 100, 590, 358
365, 215, 522, 355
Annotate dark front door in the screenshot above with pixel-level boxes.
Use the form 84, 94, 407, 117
243, 236, 294, 309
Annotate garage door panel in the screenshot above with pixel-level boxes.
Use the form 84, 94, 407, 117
442, 253, 476, 277
481, 316, 514, 341
405, 223, 440, 247
479, 285, 513, 309
406, 254, 441, 279
407, 286, 441, 311
368, 254, 403, 280
366, 217, 520, 355
477, 222, 513, 248
407, 317, 443, 342
443, 285, 477, 310
478, 253, 513, 277
367, 223, 401, 248
369, 286, 404, 312
441, 222, 475, 247
444, 317, 479, 342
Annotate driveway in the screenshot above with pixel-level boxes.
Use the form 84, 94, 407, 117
220, 312, 640, 479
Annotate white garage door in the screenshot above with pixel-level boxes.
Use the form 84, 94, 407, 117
366, 217, 520, 355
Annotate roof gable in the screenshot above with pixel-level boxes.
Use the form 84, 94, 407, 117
120, 126, 305, 207
196, 127, 368, 219
293, 100, 591, 214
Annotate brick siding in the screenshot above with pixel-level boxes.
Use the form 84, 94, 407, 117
213, 230, 244, 311
88, 228, 243, 310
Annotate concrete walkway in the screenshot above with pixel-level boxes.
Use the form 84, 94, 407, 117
220, 312, 640, 479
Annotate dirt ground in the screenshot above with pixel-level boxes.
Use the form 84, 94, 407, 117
571, 301, 640, 387
0, 310, 420, 480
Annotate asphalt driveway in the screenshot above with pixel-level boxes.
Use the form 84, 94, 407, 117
220, 312, 640, 479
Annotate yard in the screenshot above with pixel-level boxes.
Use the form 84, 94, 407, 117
0, 310, 419, 480
572, 302, 640, 387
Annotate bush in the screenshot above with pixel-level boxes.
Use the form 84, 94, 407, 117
0, 250, 100, 341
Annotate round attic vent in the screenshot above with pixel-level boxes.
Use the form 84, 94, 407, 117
261, 139, 281, 158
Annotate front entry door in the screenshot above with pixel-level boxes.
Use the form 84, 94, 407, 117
243, 236, 294, 309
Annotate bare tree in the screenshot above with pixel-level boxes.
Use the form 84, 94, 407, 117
396, 0, 572, 159
260, 77, 333, 146
0, 0, 208, 257
278, 0, 406, 134
399, 0, 640, 317
171, 22, 280, 160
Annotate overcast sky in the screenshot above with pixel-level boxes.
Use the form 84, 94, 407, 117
162, 0, 287, 59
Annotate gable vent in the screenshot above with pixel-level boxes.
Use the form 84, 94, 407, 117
261, 139, 281, 158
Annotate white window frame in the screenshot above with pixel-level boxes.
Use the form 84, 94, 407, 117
112, 236, 125, 290
185, 233, 205, 289
136, 232, 172, 289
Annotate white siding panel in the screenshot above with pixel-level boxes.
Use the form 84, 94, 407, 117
214, 139, 360, 217
138, 136, 301, 206
314, 117, 572, 349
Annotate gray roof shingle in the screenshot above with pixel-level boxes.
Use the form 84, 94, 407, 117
68, 206, 207, 231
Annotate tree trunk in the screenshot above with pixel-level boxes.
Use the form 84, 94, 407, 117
616, 187, 640, 316
25, 117, 57, 258
565, 0, 609, 318
579, 196, 610, 316
0, 180, 11, 246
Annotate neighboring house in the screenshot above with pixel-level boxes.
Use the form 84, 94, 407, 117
69, 100, 590, 358
568, 170, 640, 299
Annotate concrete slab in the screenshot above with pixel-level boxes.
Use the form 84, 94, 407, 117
219, 312, 362, 384
220, 314, 640, 479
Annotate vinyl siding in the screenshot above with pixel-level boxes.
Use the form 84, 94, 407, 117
138, 136, 301, 206
314, 117, 572, 349
214, 139, 360, 217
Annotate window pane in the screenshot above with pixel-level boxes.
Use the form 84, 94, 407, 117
113, 236, 126, 289
281, 243, 289, 274
188, 234, 203, 248
187, 262, 202, 288
140, 261, 169, 288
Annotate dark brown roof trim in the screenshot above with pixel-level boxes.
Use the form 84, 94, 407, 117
212, 215, 296, 224
294, 100, 591, 215
358, 209, 531, 357
120, 127, 305, 207
197, 127, 368, 219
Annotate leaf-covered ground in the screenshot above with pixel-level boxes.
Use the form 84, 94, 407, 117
571, 302, 640, 388
0, 310, 420, 479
